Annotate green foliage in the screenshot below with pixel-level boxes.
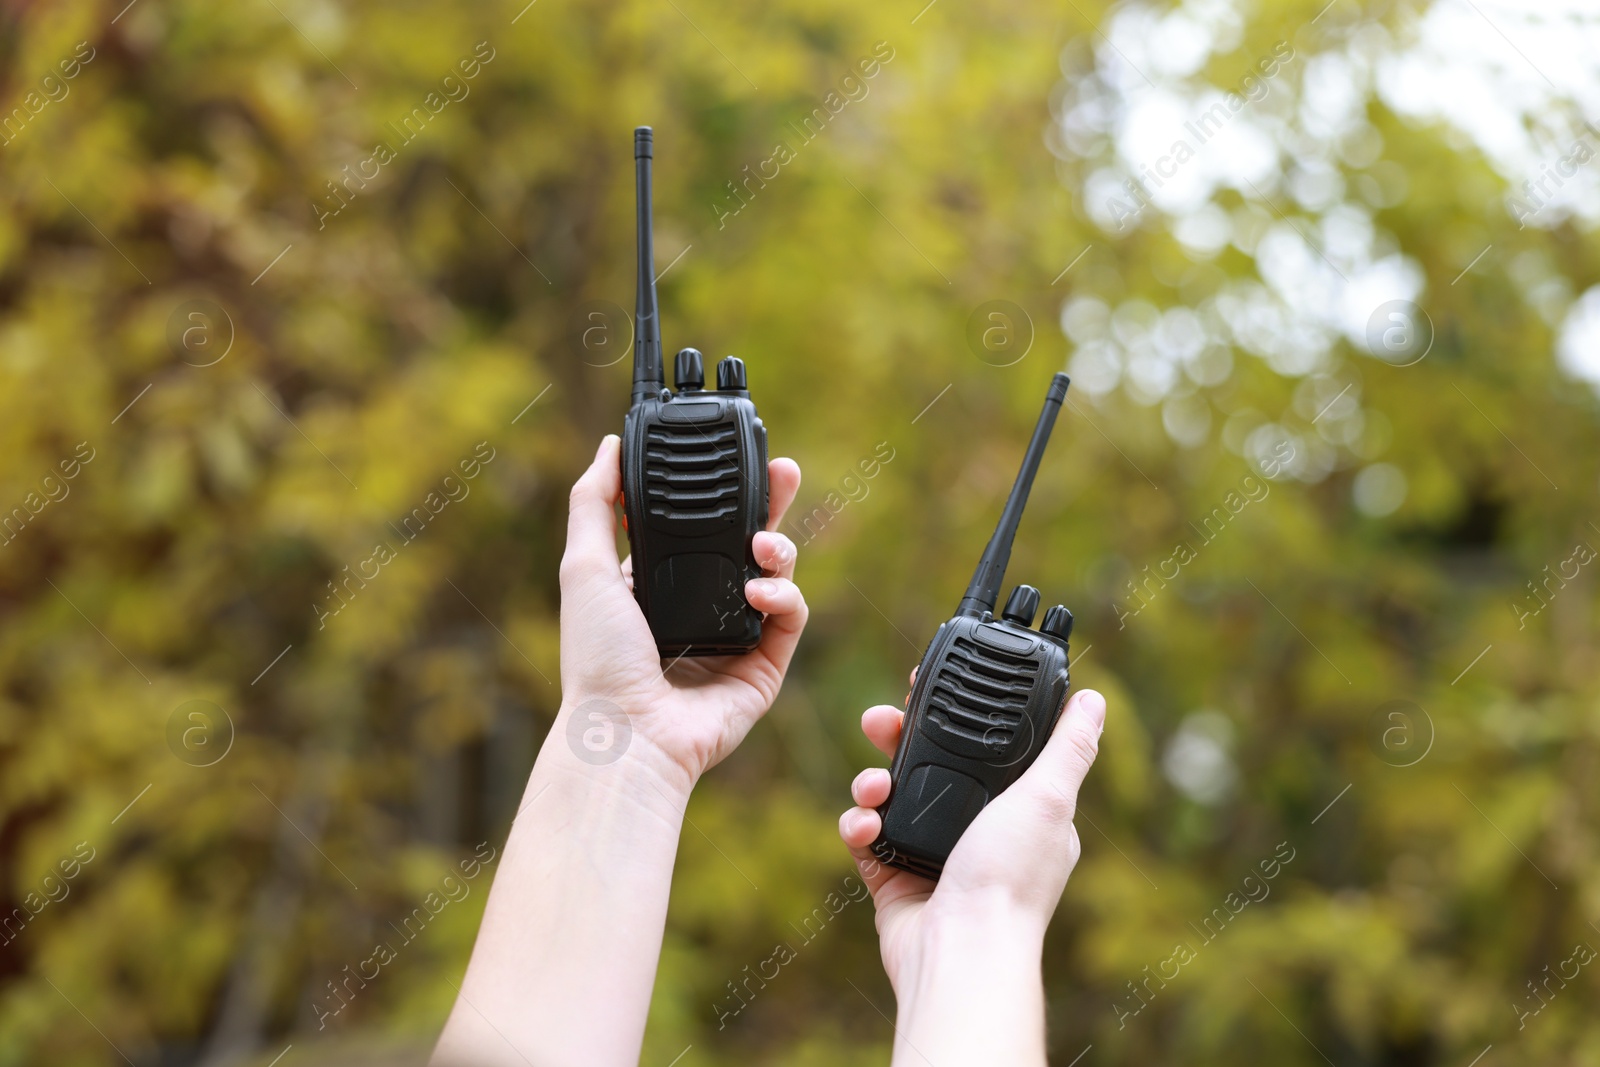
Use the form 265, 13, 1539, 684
1, 0, 1597, 1064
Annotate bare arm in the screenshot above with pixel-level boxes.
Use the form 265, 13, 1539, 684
433, 435, 807, 1067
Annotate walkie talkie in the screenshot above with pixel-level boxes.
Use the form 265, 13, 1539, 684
873, 373, 1075, 879
621, 126, 769, 658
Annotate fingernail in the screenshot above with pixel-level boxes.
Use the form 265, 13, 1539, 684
1080, 690, 1107, 735
748, 579, 776, 597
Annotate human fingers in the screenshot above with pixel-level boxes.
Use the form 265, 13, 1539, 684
842, 840, 936, 907
851, 767, 892, 808
744, 576, 803, 620
862, 705, 904, 759
766, 458, 801, 530
744, 574, 809, 684
752, 530, 797, 582
839, 803, 882, 850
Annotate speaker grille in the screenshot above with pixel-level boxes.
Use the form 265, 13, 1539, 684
926, 636, 1038, 749
644, 425, 741, 522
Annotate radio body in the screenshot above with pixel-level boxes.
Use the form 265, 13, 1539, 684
621, 127, 768, 657
873, 374, 1076, 878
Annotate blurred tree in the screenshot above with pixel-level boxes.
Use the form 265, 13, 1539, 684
0, 0, 1595, 1065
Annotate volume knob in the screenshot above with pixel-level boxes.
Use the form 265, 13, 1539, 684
1041, 605, 1074, 643
716, 355, 747, 392
675, 348, 704, 391
1001, 584, 1040, 626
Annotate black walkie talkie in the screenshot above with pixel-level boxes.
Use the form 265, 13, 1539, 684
873, 373, 1075, 879
621, 127, 769, 658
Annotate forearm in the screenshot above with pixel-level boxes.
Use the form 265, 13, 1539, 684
890, 908, 1049, 1067
432, 702, 692, 1067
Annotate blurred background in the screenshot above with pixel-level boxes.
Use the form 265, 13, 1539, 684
2, 0, 1598, 1064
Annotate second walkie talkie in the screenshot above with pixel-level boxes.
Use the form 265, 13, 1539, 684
621, 126, 769, 657
873, 373, 1076, 879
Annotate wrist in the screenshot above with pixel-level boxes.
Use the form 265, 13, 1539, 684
891, 900, 1049, 1066
537, 698, 698, 813
901, 895, 1046, 983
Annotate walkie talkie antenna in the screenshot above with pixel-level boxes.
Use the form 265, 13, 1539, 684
633, 126, 665, 404
956, 373, 1071, 618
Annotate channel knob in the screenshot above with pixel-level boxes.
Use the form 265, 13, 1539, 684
1001, 584, 1040, 626
716, 355, 747, 392
1040, 605, 1074, 643
674, 348, 704, 391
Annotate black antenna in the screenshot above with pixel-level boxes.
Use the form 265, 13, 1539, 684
956, 373, 1071, 618
633, 126, 664, 403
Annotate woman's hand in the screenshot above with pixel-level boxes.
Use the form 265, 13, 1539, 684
837, 682, 1106, 1066
558, 434, 808, 792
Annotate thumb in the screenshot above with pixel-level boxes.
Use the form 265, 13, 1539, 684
1010, 688, 1106, 824
938, 688, 1107, 911
560, 435, 624, 590
995, 688, 1106, 883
